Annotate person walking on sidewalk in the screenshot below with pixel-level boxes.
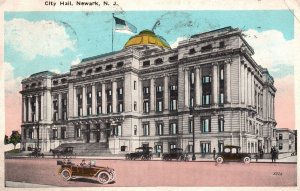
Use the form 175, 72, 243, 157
213, 148, 216, 160
271, 147, 277, 163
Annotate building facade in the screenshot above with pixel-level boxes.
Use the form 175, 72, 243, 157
276, 128, 296, 153
20, 27, 277, 155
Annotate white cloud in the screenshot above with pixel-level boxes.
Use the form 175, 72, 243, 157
244, 29, 298, 70
71, 57, 81, 66
170, 37, 188, 48
50, 69, 61, 74
5, 18, 76, 60
4, 62, 22, 95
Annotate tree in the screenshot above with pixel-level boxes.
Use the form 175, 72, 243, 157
9, 131, 21, 150
4, 135, 9, 145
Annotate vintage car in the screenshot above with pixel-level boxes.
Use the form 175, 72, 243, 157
125, 146, 153, 160
215, 145, 251, 164
50, 147, 75, 158
57, 159, 116, 184
162, 148, 189, 161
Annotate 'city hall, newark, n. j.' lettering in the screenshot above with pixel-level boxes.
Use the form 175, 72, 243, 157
20, 27, 277, 155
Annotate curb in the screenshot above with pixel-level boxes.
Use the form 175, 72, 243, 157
5, 181, 57, 188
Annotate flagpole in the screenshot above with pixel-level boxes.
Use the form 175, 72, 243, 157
112, 13, 114, 52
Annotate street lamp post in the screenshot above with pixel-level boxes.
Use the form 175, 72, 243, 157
190, 107, 196, 161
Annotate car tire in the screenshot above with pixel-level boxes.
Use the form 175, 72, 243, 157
243, 157, 251, 164
61, 168, 72, 181
216, 156, 224, 164
97, 171, 110, 184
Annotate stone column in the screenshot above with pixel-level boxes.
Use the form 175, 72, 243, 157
92, 83, 96, 115
58, 93, 62, 120
195, 67, 201, 106
247, 69, 251, 105
40, 94, 44, 121
82, 85, 87, 116
23, 97, 26, 122
102, 83, 107, 114
139, 79, 143, 112
28, 96, 32, 122
150, 77, 155, 112
225, 59, 231, 103
35, 95, 39, 121
164, 75, 169, 111
68, 83, 74, 118
73, 87, 78, 117
184, 69, 189, 108
241, 62, 245, 104
212, 63, 218, 105
251, 73, 255, 107
112, 80, 117, 113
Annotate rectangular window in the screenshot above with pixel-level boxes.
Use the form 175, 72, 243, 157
201, 118, 211, 132
201, 142, 211, 153
202, 76, 211, 84
61, 127, 66, 139
189, 119, 194, 133
218, 141, 224, 153
218, 117, 224, 132
134, 81, 137, 90
143, 100, 150, 113
220, 68, 224, 81
188, 141, 193, 153
156, 85, 163, 93
143, 87, 150, 94
75, 127, 81, 138
97, 105, 102, 114
143, 123, 149, 136
118, 103, 123, 112
113, 125, 122, 136
279, 143, 283, 150
119, 88, 123, 95
170, 143, 176, 150
143, 60, 150, 67
156, 123, 163, 135
279, 134, 283, 140
170, 85, 177, 91
134, 125, 137, 136
170, 123, 177, 135
52, 128, 58, 139
190, 72, 195, 85
108, 90, 112, 96
219, 93, 224, 104
107, 104, 112, 113
202, 94, 211, 105
87, 106, 92, 115
98, 91, 102, 97
155, 145, 162, 153
170, 99, 177, 111
219, 41, 225, 48
156, 100, 163, 112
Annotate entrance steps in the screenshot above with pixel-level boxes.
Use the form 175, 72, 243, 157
55, 143, 112, 156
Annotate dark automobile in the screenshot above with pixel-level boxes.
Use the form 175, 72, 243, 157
162, 148, 189, 161
50, 147, 75, 158
125, 146, 153, 160
57, 159, 116, 184
215, 145, 251, 164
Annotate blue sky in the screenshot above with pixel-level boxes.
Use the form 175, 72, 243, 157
4, 10, 294, 78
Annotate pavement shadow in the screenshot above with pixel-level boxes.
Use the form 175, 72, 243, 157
69, 178, 115, 185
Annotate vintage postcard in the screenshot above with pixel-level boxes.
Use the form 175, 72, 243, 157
1, 0, 299, 190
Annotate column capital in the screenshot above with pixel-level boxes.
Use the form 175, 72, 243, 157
194, 65, 201, 69
212, 62, 218, 66
163, 73, 170, 77
183, 67, 190, 71
225, 58, 232, 64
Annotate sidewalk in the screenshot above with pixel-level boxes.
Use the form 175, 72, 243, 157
5, 181, 57, 188
6, 153, 297, 163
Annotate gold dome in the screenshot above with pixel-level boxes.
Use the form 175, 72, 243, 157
124, 30, 170, 49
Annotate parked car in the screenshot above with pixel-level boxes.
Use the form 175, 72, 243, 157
57, 159, 116, 184
125, 146, 153, 160
50, 147, 75, 158
162, 148, 189, 161
215, 145, 251, 164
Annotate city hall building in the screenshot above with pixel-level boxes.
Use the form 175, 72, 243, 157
20, 26, 277, 155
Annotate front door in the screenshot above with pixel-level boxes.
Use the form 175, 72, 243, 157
86, 125, 90, 143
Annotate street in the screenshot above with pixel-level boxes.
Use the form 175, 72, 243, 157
5, 158, 297, 187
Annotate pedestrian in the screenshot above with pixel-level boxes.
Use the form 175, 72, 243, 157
213, 148, 216, 160
255, 153, 258, 162
260, 150, 264, 159
270, 148, 274, 163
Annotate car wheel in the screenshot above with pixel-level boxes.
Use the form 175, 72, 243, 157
61, 169, 72, 181
97, 171, 110, 184
216, 156, 224, 164
243, 157, 251, 164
